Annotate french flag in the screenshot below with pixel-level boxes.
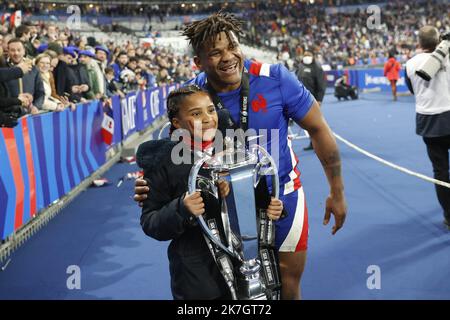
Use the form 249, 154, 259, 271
1, 13, 11, 26
10, 10, 22, 28
101, 100, 114, 145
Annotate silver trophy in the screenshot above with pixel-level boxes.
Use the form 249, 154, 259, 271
188, 137, 282, 300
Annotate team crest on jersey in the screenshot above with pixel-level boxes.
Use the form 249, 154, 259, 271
252, 94, 267, 113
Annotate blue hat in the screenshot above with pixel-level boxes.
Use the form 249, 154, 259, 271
78, 50, 95, 58
67, 46, 80, 53
63, 47, 77, 58
37, 43, 49, 53
95, 45, 110, 56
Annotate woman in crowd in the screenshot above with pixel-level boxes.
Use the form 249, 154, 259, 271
35, 53, 72, 111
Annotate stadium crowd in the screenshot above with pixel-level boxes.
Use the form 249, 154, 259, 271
0, 18, 195, 126
1, 0, 449, 127
244, 0, 450, 69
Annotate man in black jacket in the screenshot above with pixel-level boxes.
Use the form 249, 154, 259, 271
0, 63, 33, 127
296, 51, 326, 150
5, 38, 44, 111
50, 44, 80, 102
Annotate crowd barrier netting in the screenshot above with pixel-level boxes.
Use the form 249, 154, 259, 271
0, 84, 178, 241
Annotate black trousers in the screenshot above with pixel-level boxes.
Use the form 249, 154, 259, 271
423, 135, 450, 221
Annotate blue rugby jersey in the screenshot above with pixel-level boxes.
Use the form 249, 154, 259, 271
187, 59, 315, 195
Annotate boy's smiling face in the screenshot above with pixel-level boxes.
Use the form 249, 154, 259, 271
172, 92, 218, 142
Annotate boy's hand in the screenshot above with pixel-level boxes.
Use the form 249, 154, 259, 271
183, 192, 205, 216
267, 197, 283, 221
217, 179, 230, 198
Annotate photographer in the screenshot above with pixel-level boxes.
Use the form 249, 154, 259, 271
334, 74, 358, 101
405, 26, 450, 229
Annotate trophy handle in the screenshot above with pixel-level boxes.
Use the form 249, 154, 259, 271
158, 121, 172, 140
251, 144, 279, 199
188, 155, 239, 259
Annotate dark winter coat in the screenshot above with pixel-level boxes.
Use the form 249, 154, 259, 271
136, 139, 231, 300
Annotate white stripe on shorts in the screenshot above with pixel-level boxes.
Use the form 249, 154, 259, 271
279, 187, 305, 252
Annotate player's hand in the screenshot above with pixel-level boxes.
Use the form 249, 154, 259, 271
323, 192, 347, 235
267, 197, 283, 221
183, 192, 204, 216
134, 178, 149, 207
217, 179, 230, 198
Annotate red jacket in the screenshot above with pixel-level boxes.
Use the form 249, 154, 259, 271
384, 57, 401, 81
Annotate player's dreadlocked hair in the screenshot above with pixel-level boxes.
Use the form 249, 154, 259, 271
182, 11, 244, 55
167, 85, 209, 135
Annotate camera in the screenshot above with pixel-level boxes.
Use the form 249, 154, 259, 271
416, 32, 450, 81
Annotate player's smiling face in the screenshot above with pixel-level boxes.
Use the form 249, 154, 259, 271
194, 31, 244, 93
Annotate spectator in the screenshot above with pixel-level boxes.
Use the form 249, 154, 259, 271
44, 49, 59, 72
0, 63, 33, 126
35, 53, 69, 112
95, 45, 110, 71
2, 33, 12, 58
5, 38, 44, 112
15, 25, 36, 57
86, 48, 106, 97
78, 50, 101, 100
104, 66, 124, 98
50, 44, 78, 103
67, 49, 91, 103
156, 68, 171, 86
43, 24, 59, 43
111, 51, 129, 82
120, 68, 138, 93
127, 56, 138, 71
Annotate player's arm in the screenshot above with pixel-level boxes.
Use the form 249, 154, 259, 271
296, 102, 347, 234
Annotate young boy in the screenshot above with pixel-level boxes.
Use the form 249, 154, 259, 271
136, 85, 283, 300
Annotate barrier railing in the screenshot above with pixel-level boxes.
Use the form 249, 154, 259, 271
0, 84, 178, 242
